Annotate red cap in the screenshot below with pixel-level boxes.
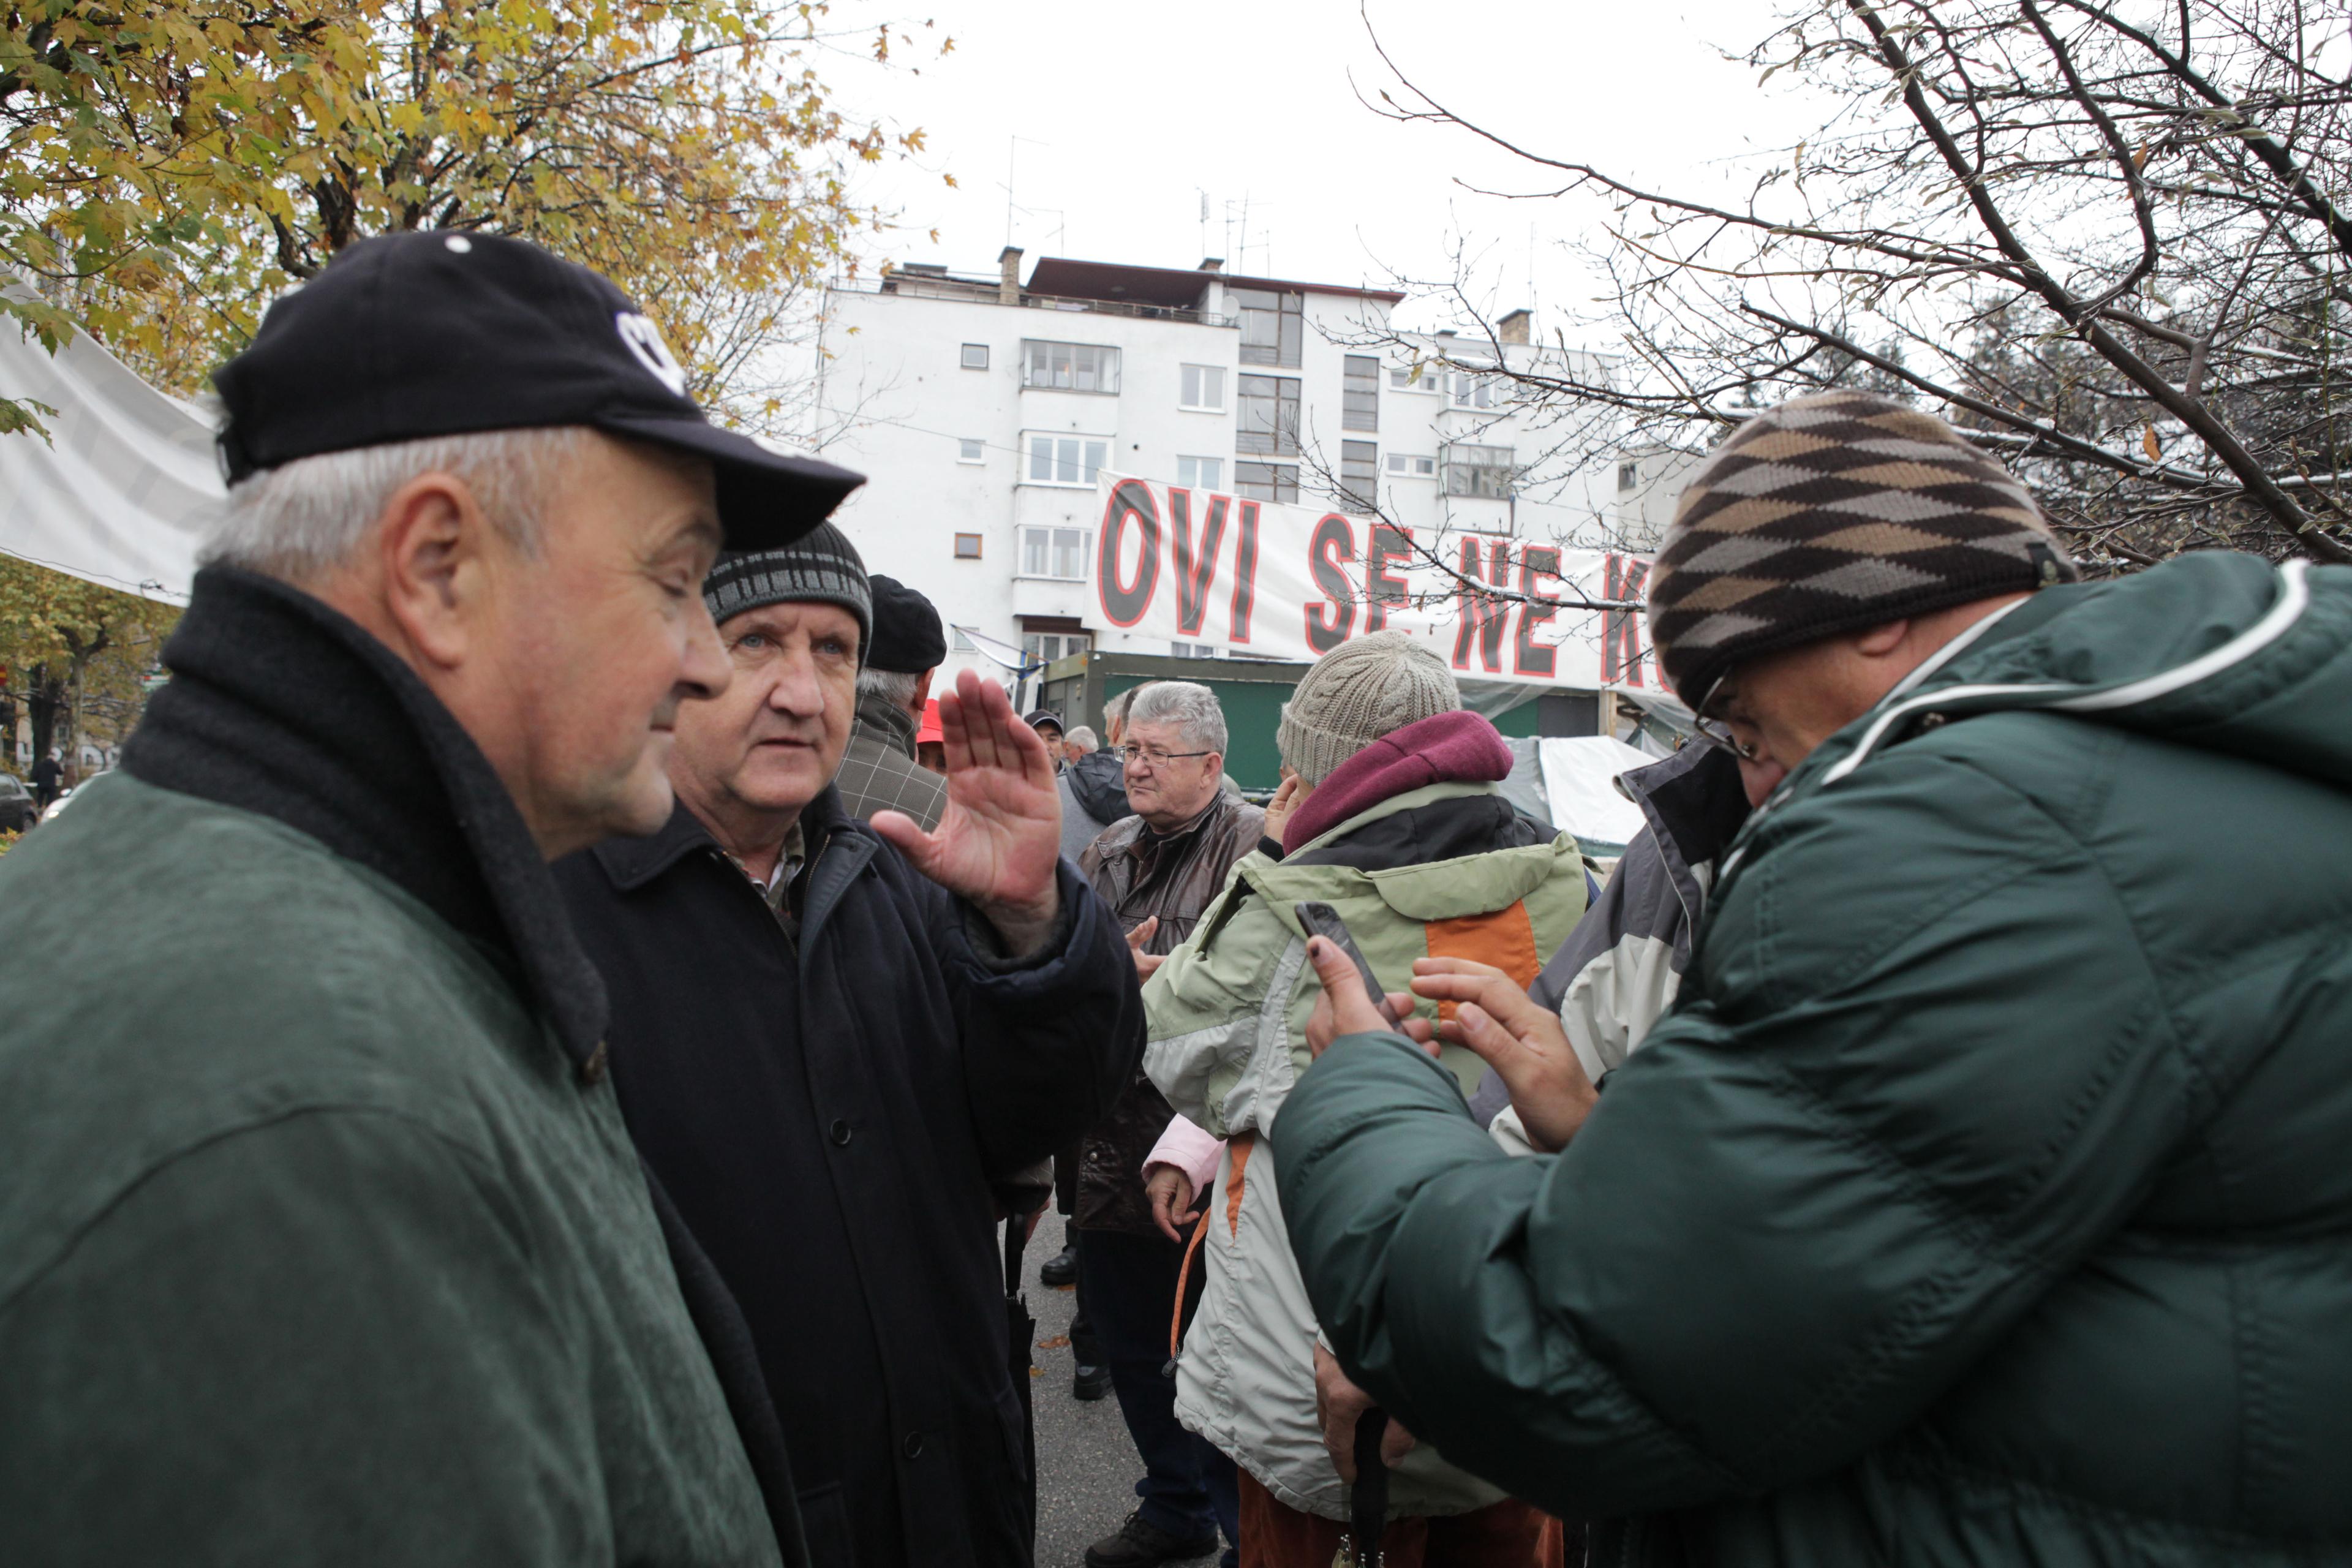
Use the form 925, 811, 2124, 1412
916, 698, 944, 745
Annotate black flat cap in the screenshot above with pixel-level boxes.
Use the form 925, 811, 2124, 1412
866, 575, 946, 674
211, 231, 864, 549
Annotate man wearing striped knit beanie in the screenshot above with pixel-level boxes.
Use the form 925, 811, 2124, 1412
1272, 394, 2352, 1560
1644, 388, 2075, 770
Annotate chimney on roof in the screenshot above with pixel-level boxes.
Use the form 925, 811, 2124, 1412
1498, 308, 1533, 345
998, 246, 1023, 306
1198, 257, 1224, 273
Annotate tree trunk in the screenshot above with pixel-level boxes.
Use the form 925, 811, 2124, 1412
24, 663, 64, 765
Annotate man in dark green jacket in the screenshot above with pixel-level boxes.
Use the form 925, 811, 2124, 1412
1273, 391, 2352, 1564
0, 233, 864, 1564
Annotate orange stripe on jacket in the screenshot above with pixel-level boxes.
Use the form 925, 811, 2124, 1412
1422, 901, 1541, 1020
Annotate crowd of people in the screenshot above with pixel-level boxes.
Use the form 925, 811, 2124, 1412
2, 229, 2346, 1568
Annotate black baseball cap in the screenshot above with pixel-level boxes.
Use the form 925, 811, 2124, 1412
211, 231, 864, 549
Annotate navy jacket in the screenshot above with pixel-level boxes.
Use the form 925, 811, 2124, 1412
556, 788, 1141, 1568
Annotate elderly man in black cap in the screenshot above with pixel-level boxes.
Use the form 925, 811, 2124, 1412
833, 573, 951, 831
554, 524, 1142, 1568
0, 232, 859, 1564
1025, 708, 1067, 772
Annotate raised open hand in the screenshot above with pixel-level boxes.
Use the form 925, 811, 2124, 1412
1409, 957, 1597, 1152
871, 669, 1063, 955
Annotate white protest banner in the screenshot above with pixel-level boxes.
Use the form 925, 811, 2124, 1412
1088, 473, 1664, 692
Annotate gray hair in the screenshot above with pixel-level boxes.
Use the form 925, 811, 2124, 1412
204, 426, 587, 580
1126, 680, 1226, 755
1064, 725, 1099, 753
1102, 685, 1140, 744
856, 667, 922, 712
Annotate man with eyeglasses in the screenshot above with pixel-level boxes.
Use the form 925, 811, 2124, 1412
1071, 680, 1260, 1568
1275, 389, 2352, 1565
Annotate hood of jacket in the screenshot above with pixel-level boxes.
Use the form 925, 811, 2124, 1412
1281, 710, 1515, 854
1064, 746, 1131, 824
1773, 552, 2352, 825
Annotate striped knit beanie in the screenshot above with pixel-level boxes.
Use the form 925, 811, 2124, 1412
1276, 630, 1460, 786
1646, 390, 2076, 703
702, 521, 872, 658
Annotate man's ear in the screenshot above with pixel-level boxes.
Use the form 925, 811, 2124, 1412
1853, 619, 1912, 658
910, 666, 937, 715
373, 472, 498, 669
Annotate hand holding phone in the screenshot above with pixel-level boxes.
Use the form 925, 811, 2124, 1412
1295, 902, 1404, 1030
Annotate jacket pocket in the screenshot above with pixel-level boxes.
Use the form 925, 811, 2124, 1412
794, 1482, 855, 1567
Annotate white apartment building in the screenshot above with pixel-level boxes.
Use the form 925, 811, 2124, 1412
810, 248, 1659, 689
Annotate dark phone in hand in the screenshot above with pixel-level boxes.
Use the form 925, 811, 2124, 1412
1294, 902, 1404, 1028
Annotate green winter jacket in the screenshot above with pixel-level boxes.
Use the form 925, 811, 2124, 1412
0, 774, 778, 1566
1272, 554, 2352, 1564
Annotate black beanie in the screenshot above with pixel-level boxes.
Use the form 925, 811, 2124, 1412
866, 575, 947, 674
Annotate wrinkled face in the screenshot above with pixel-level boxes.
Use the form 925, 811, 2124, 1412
1122, 716, 1223, 829
492, 437, 726, 846
669, 600, 861, 818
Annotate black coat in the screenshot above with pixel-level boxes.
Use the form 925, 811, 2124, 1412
554, 789, 1140, 1568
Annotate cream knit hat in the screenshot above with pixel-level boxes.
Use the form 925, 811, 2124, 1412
1276, 631, 1461, 786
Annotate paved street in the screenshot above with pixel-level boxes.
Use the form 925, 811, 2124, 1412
1021, 1208, 1225, 1568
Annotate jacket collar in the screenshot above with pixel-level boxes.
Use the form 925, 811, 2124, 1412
1098, 790, 1229, 858
121, 565, 608, 1071
591, 785, 859, 895
1613, 742, 1752, 932
851, 689, 919, 760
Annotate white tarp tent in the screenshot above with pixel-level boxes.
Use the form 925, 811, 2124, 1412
1539, 735, 1657, 852
1, 312, 221, 604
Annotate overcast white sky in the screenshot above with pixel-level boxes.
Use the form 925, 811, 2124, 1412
829, 1, 1830, 343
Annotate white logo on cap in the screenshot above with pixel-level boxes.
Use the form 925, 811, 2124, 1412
615, 312, 688, 397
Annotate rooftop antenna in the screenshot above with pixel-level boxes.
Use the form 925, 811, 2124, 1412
1198, 189, 1210, 262
1002, 135, 1048, 247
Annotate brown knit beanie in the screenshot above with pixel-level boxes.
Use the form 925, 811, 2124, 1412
1646, 390, 2077, 703
1277, 630, 1461, 786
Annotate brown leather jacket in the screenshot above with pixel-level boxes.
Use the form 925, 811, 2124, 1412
1075, 790, 1266, 1235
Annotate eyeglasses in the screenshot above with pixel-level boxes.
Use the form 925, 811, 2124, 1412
1690, 672, 1760, 763
1117, 744, 1215, 769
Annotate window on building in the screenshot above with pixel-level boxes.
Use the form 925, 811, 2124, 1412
1024, 631, 1093, 664
951, 628, 978, 652
1385, 452, 1436, 477
1442, 443, 1516, 499
1339, 440, 1379, 510
958, 438, 986, 464
1169, 641, 1217, 659
960, 343, 990, 370
1179, 364, 1226, 411
1233, 461, 1298, 503
1022, 339, 1122, 393
1448, 371, 1501, 410
1019, 526, 1091, 581
1176, 455, 1224, 491
1389, 362, 1440, 393
1235, 374, 1301, 456
1342, 355, 1379, 432
953, 533, 984, 559
1026, 433, 1110, 487
1617, 459, 1639, 492
1232, 288, 1303, 368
